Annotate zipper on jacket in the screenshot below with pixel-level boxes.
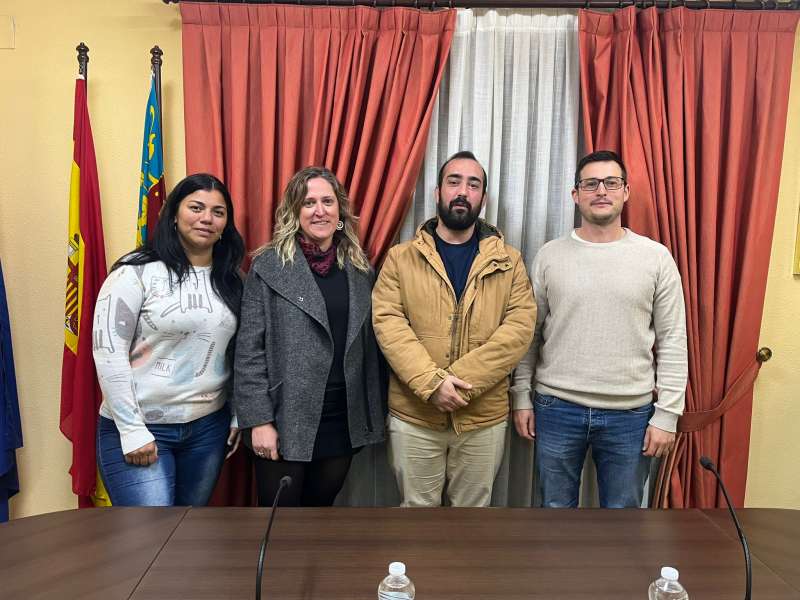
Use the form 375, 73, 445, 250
449, 257, 496, 362
448, 282, 468, 436
448, 257, 508, 437
448, 289, 461, 363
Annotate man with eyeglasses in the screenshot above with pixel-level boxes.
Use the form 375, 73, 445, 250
510, 150, 687, 508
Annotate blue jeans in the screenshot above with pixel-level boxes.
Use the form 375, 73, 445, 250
97, 407, 229, 506
534, 393, 652, 508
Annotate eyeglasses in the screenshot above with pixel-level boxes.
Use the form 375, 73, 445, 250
576, 176, 626, 192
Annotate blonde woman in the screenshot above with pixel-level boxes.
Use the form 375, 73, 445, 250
233, 166, 386, 506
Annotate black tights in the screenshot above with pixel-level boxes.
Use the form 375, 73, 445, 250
253, 453, 353, 507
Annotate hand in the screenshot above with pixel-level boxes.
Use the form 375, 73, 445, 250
430, 375, 471, 413
251, 423, 280, 461
225, 427, 241, 460
124, 441, 158, 466
642, 425, 675, 458
513, 409, 535, 441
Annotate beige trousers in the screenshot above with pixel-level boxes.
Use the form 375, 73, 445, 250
387, 415, 507, 507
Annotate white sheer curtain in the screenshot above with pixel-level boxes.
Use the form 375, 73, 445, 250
339, 8, 581, 507
400, 9, 579, 265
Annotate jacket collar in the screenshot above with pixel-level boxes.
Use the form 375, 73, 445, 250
343, 259, 373, 354
418, 217, 502, 244
252, 244, 329, 331
411, 218, 511, 298
251, 241, 372, 353
415, 218, 508, 262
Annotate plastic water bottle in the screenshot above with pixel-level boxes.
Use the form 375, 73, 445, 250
648, 566, 689, 599
378, 561, 415, 600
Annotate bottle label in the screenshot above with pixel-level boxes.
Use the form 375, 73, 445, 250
379, 593, 412, 600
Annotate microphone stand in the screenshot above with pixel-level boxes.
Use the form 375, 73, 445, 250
255, 475, 292, 600
700, 456, 752, 600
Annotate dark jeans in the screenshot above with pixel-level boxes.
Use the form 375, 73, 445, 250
534, 393, 652, 508
97, 407, 229, 506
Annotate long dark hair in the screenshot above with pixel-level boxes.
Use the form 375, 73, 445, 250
113, 173, 245, 316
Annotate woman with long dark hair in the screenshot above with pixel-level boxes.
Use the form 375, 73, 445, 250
233, 166, 386, 506
93, 173, 245, 506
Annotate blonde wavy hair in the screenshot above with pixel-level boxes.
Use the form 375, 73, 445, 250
258, 166, 371, 273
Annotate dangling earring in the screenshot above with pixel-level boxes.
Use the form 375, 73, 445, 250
336, 220, 344, 231
173, 221, 177, 230
218, 231, 224, 242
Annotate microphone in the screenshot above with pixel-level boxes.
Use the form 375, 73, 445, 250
700, 456, 751, 600
255, 475, 292, 600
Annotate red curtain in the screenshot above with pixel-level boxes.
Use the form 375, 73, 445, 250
579, 7, 798, 508
180, 3, 455, 263
180, 3, 455, 505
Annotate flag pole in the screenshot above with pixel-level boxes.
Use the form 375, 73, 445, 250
76, 42, 89, 79
150, 46, 164, 156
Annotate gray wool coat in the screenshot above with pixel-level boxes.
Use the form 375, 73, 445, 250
233, 244, 387, 462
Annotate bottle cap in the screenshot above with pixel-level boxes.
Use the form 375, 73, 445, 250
661, 567, 679, 581
389, 562, 406, 576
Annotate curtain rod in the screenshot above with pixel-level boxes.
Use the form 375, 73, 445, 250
162, 0, 799, 9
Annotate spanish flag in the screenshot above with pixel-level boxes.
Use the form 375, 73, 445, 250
137, 74, 165, 246
60, 77, 108, 508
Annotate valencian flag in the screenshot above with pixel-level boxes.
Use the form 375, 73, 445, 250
137, 74, 165, 246
0, 260, 23, 522
60, 76, 108, 508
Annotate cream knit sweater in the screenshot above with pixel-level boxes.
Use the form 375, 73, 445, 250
511, 229, 687, 432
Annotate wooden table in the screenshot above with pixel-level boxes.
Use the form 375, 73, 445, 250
705, 508, 800, 593
2, 507, 798, 599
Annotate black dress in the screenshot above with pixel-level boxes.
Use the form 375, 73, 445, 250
310, 262, 352, 459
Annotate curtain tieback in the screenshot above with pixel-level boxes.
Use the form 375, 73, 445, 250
676, 347, 772, 433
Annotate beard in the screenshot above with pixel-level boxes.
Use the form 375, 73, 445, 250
437, 196, 482, 231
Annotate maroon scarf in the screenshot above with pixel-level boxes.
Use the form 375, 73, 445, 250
298, 235, 338, 276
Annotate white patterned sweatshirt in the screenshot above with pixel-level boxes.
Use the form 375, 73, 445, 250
93, 261, 237, 454
510, 229, 688, 432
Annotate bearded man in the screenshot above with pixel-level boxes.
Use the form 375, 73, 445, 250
372, 150, 535, 507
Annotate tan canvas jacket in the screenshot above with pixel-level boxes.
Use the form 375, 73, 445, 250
372, 219, 535, 433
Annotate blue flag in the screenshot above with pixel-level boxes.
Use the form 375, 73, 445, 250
137, 74, 165, 246
0, 260, 22, 522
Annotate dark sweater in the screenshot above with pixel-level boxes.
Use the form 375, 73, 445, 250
434, 229, 479, 301
312, 262, 349, 387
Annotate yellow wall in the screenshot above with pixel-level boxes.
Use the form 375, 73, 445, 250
0, 0, 185, 518
745, 26, 800, 509
0, 1, 796, 518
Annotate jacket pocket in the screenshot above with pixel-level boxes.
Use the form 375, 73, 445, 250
417, 334, 451, 367
467, 337, 487, 352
